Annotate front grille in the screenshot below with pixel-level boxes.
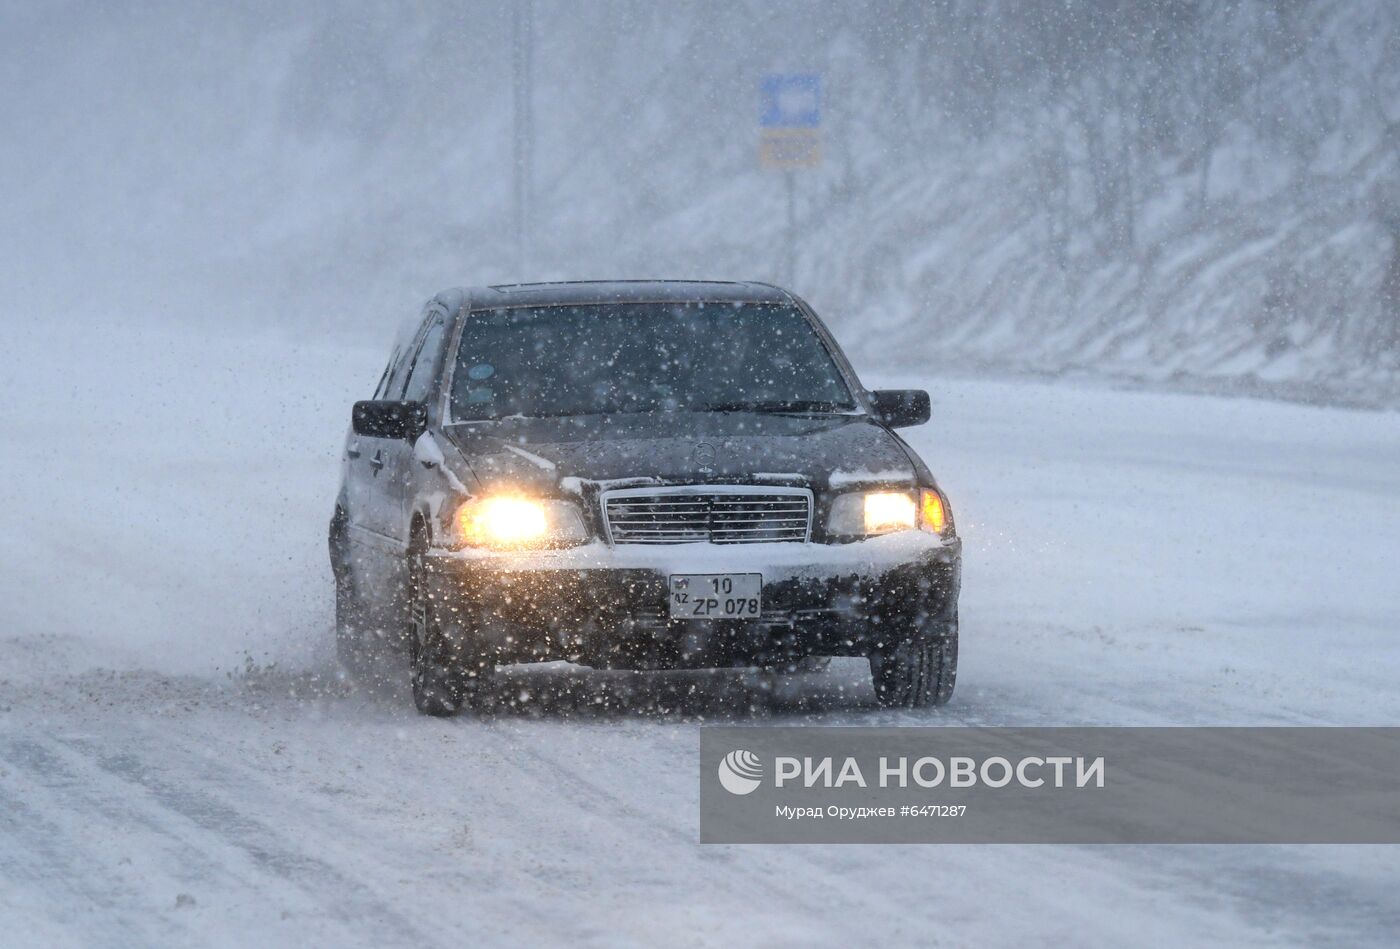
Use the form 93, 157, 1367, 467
603, 486, 813, 545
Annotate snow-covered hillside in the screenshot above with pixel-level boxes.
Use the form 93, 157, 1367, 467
4, 1, 1398, 402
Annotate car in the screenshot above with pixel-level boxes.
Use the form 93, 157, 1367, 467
329, 280, 962, 715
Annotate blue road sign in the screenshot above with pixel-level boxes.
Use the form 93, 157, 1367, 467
760, 74, 821, 128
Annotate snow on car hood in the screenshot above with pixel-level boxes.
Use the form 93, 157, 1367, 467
443, 412, 919, 495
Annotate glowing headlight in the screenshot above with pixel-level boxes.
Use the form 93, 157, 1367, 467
453, 496, 588, 549
826, 489, 954, 539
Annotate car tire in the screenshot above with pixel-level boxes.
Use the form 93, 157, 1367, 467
870, 625, 957, 709
407, 545, 495, 716
407, 548, 464, 716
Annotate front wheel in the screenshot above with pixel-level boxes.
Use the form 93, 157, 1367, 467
870, 626, 957, 709
408, 549, 493, 716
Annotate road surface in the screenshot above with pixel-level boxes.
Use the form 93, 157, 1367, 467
2, 326, 1398, 946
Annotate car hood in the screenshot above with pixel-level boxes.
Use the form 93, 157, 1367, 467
442, 412, 920, 495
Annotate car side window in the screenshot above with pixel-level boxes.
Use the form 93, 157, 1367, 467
404, 316, 449, 403
383, 340, 419, 399
372, 348, 401, 398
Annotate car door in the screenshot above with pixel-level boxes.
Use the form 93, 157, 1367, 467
345, 344, 406, 545
356, 327, 423, 550
377, 309, 450, 550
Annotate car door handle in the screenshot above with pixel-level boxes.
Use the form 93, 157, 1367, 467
369, 451, 385, 472
346, 441, 362, 459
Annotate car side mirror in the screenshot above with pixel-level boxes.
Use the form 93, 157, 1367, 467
353, 400, 428, 440
870, 389, 930, 428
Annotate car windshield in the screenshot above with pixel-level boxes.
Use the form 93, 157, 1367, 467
449, 302, 856, 420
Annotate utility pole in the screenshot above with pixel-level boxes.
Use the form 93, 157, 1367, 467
512, 0, 534, 277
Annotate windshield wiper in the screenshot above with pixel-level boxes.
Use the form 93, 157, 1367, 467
687, 399, 855, 415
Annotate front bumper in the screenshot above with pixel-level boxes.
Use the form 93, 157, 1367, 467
424, 532, 961, 669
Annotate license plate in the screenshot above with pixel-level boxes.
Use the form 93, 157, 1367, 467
668, 573, 762, 619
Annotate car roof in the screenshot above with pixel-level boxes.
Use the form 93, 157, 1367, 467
434, 280, 794, 311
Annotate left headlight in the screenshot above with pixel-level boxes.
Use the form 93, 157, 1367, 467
827, 488, 954, 540
452, 495, 589, 550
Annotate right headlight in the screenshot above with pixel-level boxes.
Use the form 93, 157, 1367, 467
827, 488, 954, 540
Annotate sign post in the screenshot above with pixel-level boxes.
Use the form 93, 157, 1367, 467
759, 74, 821, 286
512, 0, 534, 276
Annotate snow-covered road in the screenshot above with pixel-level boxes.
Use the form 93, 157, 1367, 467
2, 325, 1398, 945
